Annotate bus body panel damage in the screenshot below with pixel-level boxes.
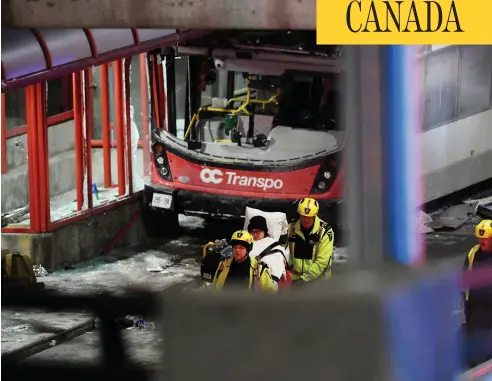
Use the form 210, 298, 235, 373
141, 31, 345, 237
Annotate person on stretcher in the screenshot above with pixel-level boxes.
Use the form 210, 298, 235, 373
247, 216, 292, 289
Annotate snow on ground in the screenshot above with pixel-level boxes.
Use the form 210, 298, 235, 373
1, 311, 93, 353
26, 328, 163, 366
1, 222, 204, 355
39, 250, 200, 295
179, 214, 206, 230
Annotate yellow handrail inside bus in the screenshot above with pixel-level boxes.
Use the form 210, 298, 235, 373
226, 88, 280, 110
183, 77, 253, 141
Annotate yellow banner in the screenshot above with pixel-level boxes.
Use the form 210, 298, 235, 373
317, 0, 492, 44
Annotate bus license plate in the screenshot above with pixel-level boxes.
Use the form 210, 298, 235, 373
151, 193, 172, 209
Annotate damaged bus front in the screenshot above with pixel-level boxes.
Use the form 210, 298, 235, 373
142, 31, 345, 237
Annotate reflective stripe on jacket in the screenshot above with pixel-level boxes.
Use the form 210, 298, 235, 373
465, 244, 481, 301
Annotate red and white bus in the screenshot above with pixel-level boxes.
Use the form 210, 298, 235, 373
142, 31, 344, 237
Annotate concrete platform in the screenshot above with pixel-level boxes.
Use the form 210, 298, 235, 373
1, 197, 147, 272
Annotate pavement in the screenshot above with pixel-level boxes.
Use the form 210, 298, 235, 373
0, 214, 482, 367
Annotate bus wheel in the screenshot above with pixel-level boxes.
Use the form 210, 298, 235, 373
142, 208, 180, 238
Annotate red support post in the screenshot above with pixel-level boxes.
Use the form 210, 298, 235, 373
124, 58, 133, 195
72, 72, 85, 211
25, 86, 41, 232
1, 93, 7, 174
140, 53, 150, 176
157, 61, 165, 129
114, 59, 126, 196
151, 56, 161, 129
100, 64, 112, 189
84, 68, 94, 209
161, 63, 167, 131
35, 82, 50, 231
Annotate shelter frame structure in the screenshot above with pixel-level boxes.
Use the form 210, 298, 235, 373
1, 29, 203, 233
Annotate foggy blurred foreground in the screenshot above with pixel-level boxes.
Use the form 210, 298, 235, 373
162, 263, 461, 381
4, 260, 476, 381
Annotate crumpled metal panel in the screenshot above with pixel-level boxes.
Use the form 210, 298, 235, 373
2, 29, 47, 80
137, 28, 176, 42
90, 29, 135, 55
39, 29, 92, 67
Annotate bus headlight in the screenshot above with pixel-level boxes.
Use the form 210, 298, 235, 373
159, 167, 169, 176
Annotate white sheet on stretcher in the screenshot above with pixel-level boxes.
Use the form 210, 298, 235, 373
249, 237, 289, 280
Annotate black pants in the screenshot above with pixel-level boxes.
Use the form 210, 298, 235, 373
461, 324, 492, 369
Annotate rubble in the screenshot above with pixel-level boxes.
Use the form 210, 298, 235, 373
429, 203, 477, 231
333, 247, 348, 263
417, 210, 434, 234
33, 265, 49, 278
477, 202, 492, 219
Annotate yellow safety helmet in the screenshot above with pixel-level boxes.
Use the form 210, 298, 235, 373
475, 219, 492, 239
231, 230, 254, 251
297, 197, 319, 217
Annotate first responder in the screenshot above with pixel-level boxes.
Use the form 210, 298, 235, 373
286, 198, 334, 285
463, 219, 492, 367
212, 230, 277, 293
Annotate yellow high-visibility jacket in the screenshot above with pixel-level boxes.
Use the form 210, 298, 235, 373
212, 256, 277, 293
286, 217, 334, 282
464, 244, 481, 302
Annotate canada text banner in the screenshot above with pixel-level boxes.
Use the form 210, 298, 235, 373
317, 0, 492, 44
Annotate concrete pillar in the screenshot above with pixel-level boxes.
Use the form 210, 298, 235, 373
344, 46, 423, 268
160, 264, 462, 381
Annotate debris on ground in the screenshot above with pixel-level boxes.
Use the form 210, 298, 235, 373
33, 264, 49, 277
477, 202, 492, 219
333, 247, 349, 263
114, 316, 152, 330
464, 194, 492, 205
417, 210, 434, 234
144, 254, 182, 273
429, 203, 478, 231
463, 195, 492, 219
